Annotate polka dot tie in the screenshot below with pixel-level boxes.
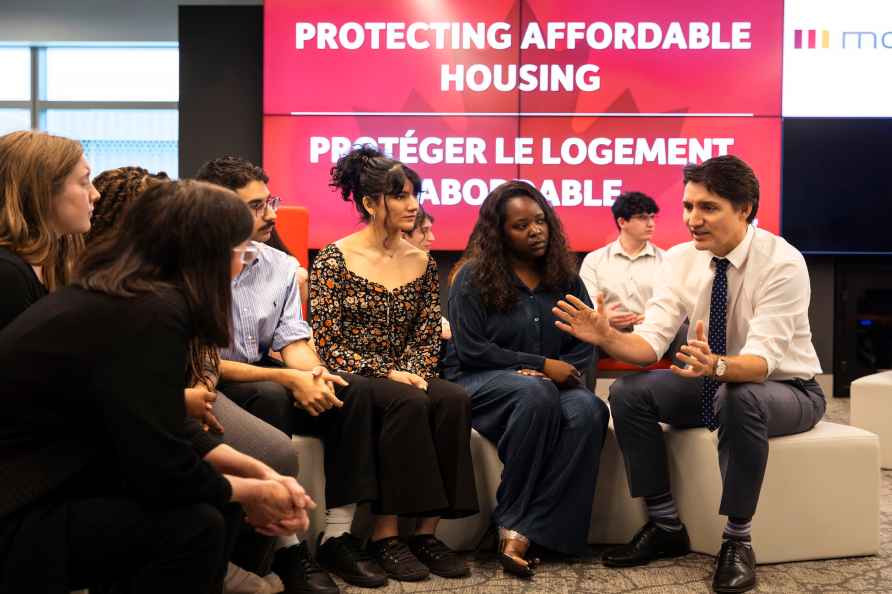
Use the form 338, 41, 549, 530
701, 257, 729, 431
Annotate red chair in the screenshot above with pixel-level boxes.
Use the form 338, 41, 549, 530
273, 206, 309, 319
597, 357, 672, 373
274, 206, 309, 268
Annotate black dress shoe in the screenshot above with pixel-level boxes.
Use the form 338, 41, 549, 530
712, 540, 756, 593
316, 533, 388, 588
272, 542, 340, 594
602, 521, 691, 567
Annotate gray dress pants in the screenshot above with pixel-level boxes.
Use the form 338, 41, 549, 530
608, 370, 826, 518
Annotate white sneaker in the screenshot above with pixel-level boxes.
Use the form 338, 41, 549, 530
224, 562, 282, 594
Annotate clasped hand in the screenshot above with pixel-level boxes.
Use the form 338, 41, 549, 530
243, 474, 316, 537
280, 367, 349, 416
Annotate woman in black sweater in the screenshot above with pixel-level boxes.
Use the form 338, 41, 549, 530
0, 130, 100, 327
0, 179, 311, 594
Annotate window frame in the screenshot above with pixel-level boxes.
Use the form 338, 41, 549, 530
0, 45, 178, 142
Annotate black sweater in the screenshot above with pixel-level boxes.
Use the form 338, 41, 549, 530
0, 286, 231, 520
0, 247, 48, 330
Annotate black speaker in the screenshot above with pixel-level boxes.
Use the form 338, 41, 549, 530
178, 5, 263, 179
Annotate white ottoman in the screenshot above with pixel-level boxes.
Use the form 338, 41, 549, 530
666, 422, 880, 563
851, 370, 892, 468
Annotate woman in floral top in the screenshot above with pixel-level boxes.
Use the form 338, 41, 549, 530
310, 146, 477, 583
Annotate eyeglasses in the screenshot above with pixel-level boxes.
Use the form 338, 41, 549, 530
233, 245, 259, 265
249, 196, 281, 217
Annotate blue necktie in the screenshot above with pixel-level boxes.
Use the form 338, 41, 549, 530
701, 257, 729, 431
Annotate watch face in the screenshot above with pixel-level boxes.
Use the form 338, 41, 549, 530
716, 358, 727, 376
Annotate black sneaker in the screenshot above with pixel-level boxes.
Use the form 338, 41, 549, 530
316, 533, 388, 588
272, 542, 339, 594
367, 536, 430, 582
408, 534, 470, 578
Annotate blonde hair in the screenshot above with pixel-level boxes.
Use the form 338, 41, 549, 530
0, 130, 85, 291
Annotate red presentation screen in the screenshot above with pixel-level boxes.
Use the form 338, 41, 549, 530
264, 0, 783, 251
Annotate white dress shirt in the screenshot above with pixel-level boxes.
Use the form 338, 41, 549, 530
580, 239, 666, 315
635, 226, 822, 381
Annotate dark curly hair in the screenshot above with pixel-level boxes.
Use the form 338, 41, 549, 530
610, 191, 659, 229
87, 166, 170, 246
457, 180, 577, 313
683, 154, 759, 223
329, 144, 414, 222
195, 155, 269, 191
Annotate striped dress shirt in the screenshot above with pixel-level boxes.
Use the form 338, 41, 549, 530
221, 241, 311, 363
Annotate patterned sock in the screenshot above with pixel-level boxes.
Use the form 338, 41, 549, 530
723, 517, 753, 544
321, 503, 356, 544
645, 492, 683, 532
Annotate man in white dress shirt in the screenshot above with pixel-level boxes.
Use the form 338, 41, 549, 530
580, 191, 664, 330
553, 155, 825, 594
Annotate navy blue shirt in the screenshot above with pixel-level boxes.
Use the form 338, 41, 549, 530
443, 263, 595, 380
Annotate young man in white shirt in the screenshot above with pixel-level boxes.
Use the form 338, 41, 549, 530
580, 191, 664, 331
553, 155, 825, 593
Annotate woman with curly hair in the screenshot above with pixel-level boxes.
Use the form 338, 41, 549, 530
443, 180, 609, 577
88, 166, 315, 594
309, 145, 477, 585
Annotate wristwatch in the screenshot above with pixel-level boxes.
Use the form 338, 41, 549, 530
714, 356, 727, 379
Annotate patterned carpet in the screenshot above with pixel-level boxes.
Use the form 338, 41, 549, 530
333, 396, 892, 593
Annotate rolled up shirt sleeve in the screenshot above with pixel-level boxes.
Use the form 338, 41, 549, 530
739, 259, 809, 377
633, 252, 687, 361
271, 257, 312, 352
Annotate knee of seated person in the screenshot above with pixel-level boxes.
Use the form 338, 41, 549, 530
715, 383, 761, 422
391, 383, 431, 414
432, 380, 471, 411
511, 375, 561, 415
607, 374, 650, 419
265, 433, 300, 477
566, 389, 610, 430
168, 503, 227, 550
589, 392, 610, 427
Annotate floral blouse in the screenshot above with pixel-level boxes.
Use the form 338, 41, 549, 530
309, 243, 441, 379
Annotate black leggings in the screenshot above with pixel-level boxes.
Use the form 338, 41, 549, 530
219, 372, 479, 518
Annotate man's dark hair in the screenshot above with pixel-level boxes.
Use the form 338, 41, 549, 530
610, 191, 659, 230
195, 155, 269, 191
683, 155, 759, 223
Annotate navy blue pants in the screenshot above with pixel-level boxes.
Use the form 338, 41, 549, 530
455, 370, 609, 555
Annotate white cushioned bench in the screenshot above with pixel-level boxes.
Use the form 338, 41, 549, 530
851, 370, 892, 469
293, 416, 880, 564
